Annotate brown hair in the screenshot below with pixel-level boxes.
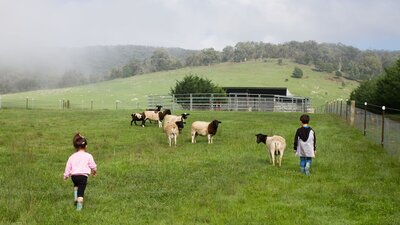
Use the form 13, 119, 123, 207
73, 133, 87, 150
300, 114, 310, 124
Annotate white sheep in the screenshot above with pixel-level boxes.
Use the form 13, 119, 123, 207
255, 133, 286, 167
163, 113, 190, 130
191, 120, 221, 144
143, 109, 171, 127
164, 120, 185, 146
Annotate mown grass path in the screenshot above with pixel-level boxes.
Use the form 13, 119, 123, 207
0, 109, 398, 225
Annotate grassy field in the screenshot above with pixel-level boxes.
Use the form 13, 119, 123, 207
0, 109, 399, 225
1, 59, 359, 110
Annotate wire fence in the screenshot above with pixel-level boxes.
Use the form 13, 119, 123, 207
0, 96, 143, 110
148, 93, 311, 112
0, 94, 312, 112
321, 100, 400, 156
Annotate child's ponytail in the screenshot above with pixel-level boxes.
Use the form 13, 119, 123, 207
73, 133, 88, 150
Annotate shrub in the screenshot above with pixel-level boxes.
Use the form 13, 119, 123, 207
291, 67, 303, 78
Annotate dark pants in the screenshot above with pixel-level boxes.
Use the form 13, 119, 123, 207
71, 175, 88, 198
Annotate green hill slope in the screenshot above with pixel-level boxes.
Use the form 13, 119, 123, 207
1, 59, 358, 109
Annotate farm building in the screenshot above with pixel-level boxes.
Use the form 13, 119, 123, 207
222, 87, 290, 96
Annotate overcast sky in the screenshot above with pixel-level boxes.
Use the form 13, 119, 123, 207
1, 0, 400, 52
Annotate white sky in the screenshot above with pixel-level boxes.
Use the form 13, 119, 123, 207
1, 0, 399, 51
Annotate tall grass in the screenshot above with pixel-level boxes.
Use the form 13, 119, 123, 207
0, 109, 398, 225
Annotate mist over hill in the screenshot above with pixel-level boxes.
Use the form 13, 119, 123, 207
1, 41, 399, 94
0, 45, 196, 93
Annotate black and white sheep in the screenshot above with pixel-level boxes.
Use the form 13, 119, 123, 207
142, 109, 171, 127
191, 120, 221, 144
130, 112, 145, 127
255, 133, 286, 167
164, 120, 185, 147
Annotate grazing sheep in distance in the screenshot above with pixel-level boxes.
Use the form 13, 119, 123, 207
164, 120, 185, 146
131, 112, 145, 127
191, 120, 221, 144
146, 105, 162, 112
255, 133, 286, 167
143, 109, 171, 127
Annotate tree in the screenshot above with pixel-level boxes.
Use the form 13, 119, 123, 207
170, 74, 225, 95
109, 68, 123, 80
350, 78, 378, 104
150, 49, 174, 72
375, 59, 400, 108
200, 48, 220, 66
170, 74, 226, 109
291, 67, 303, 78
122, 60, 142, 77
15, 78, 39, 92
357, 51, 383, 79
185, 53, 202, 66
350, 58, 400, 109
58, 70, 87, 87
0, 80, 12, 94
221, 46, 234, 62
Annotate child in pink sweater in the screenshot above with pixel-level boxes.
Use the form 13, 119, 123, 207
64, 133, 97, 211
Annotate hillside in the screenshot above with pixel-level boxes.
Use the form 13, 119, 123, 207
1, 59, 359, 109
0, 45, 196, 92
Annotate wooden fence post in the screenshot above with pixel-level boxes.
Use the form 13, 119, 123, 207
350, 100, 355, 126
381, 106, 385, 147
363, 102, 367, 136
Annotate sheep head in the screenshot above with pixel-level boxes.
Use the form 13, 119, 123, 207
175, 120, 185, 134
207, 120, 221, 135
255, 133, 267, 144
181, 113, 190, 120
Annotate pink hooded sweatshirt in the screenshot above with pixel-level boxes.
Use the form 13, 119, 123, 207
64, 151, 97, 179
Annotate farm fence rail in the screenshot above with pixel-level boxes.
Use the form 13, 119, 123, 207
0, 96, 142, 110
147, 93, 311, 112
0, 93, 312, 112
320, 100, 400, 156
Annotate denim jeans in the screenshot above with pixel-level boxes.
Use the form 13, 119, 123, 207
300, 157, 312, 175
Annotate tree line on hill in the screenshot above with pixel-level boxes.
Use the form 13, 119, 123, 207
350, 58, 400, 110
106, 41, 400, 82
0, 41, 399, 94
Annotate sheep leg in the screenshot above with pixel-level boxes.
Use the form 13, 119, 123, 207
208, 134, 211, 144
191, 132, 196, 143
270, 145, 276, 166
271, 151, 275, 166
174, 134, 177, 146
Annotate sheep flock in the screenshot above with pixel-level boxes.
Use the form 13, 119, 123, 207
131, 105, 287, 167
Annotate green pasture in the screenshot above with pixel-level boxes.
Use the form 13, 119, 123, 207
1, 59, 358, 110
0, 109, 399, 225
